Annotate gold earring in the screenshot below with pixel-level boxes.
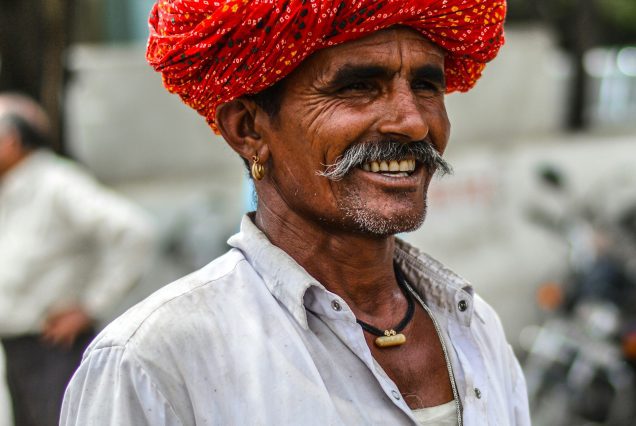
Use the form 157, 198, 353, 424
251, 155, 265, 180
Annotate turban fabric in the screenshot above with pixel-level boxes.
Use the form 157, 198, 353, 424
147, 0, 506, 131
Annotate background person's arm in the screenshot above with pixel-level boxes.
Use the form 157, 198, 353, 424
43, 164, 157, 344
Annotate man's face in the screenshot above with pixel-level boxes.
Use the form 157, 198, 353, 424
257, 27, 451, 237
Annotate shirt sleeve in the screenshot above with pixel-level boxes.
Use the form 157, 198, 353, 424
61, 346, 182, 426
52, 166, 157, 319
473, 294, 532, 425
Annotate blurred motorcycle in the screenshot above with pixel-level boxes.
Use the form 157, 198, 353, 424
521, 165, 636, 426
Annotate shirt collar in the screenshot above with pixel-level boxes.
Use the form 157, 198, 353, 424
227, 215, 479, 329
227, 215, 324, 330
394, 239, 479, 326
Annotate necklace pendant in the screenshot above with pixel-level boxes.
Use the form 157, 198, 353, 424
374, 332, 406, 348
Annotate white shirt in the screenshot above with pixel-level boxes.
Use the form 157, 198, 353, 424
61, 215, 530, 425
0, 150, 155, 336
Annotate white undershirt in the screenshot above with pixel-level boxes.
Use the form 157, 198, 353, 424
412, 400, 458, 426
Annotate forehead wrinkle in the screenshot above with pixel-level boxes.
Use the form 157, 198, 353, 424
395, 34, 445, 76
357, 27, 446, 62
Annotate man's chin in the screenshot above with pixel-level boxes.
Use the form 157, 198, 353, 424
342, 207, 426, 237
334, 186, 428, 237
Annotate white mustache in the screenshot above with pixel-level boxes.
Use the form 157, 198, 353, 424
318, 139, 453, 181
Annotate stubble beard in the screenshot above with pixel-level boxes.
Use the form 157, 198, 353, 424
336, 187, 428, 237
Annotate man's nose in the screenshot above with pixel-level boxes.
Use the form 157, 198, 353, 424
377, 86, 429, 142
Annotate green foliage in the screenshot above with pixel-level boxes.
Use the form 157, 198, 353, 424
598, 0, 636, 39
506, 0, 540, 21
507, 0, 636, 45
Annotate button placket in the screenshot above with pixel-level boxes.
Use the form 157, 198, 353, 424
331, 300, 342, 311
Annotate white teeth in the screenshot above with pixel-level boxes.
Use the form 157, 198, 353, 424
399, 160, 409, 172
389, 160, 400, 172
362, 163, 370, 171
379, 161, 389, 171
371, 161, 380, 172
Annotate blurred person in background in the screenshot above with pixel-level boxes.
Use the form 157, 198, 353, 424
0, 93, 156, 426
62, 1, 529, 425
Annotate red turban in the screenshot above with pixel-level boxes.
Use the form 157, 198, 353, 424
147, 0, 506, 132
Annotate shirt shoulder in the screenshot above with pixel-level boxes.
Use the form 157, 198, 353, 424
66, 248, 269, 425
33, 151, 94, 186
85, 248, 252, 354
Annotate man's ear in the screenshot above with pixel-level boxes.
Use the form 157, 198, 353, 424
215, 99, 269, 164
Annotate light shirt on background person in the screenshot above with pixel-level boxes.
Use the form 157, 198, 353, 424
62, 215, 529, 426
0, 149, 156, 336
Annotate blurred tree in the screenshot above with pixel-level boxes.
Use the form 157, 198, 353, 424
507, 0, 636, 130
597, 0, 636, 45
0, 0, 75, 154
508, 0, 636, 44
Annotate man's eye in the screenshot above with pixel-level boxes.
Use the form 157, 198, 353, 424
412, 80, 442, 93
338, 81, 374, 93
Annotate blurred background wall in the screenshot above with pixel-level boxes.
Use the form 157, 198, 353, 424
1, 1, 636, 425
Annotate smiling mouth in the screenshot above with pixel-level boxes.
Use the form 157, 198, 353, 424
359, 159, 417, 177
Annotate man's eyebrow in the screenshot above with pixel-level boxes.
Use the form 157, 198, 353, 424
413, 65, 446, 89
328, 64, 393, 85
326, 63, 446, 89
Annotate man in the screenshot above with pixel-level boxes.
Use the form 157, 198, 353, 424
63, 1, 530, 425
0, 93, 156, 426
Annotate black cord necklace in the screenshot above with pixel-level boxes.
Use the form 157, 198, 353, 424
356, 264, 415, 348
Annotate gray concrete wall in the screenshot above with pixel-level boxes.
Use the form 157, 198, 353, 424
445, 25, 569, 149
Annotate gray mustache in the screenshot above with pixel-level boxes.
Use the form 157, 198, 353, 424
318, 139, 453, 181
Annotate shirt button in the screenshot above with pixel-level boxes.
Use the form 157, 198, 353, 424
331, 300, 342, 311
474, 388, 482, 399
458, 300, 468, 312
391, 390, 401, 400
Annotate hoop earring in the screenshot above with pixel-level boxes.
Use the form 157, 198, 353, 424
251, 155, 265, 180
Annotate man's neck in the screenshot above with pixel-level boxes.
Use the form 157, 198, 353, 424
254, 202, 405, 317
